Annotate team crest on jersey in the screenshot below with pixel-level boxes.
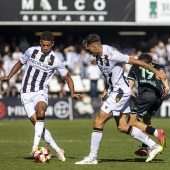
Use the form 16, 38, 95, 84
110, 52, 113, 56
116, 97, 121, 103
104, 60, 108, 64
47, 59, 51, 63
115, 93, 123, 103
115, 89, 123, 103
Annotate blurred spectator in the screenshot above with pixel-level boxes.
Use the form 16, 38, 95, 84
148, 33, 159, 48
11, 36, 17, 52
55, 69, 67, 98
87, 60, 101, 97
77, 49, 91, 79
1, 31, 170, 97
165, 64, 170, 86
15, 71, 22, 83
166, 37, 170, 62
64, 46, 79, 75
2, 44, 11, 61
150, 46, 159, 64
54, 46, 65, 62
2, 51, 11, 63
19, 37, 30, 53
0, 59, 6, 98
123, 49, 139, 76
12, 46, 23, 61
3, 53, 17, 97
138, 37, 148, 52
156, 41, 167, 66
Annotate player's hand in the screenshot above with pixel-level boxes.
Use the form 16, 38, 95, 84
156, 71, 167, 81
161, 88, 170, 99
101, 94, 105, 103
101, 93, 109, 103
0, 76, 10, 86
71, 94, 83, 100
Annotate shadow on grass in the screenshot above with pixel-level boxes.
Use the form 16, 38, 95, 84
22, 155, 57, 160
98, 158, 164, 163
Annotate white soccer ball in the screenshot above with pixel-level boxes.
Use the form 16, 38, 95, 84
34, 147, 51, 163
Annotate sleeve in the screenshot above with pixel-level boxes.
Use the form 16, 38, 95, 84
19, 48, 30, 64
127, 66, 136, 82
110, 50, 129, 63
55, 59, 68, 77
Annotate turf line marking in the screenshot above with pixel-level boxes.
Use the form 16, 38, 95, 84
0, 139, 133, 143
0, 140, 92, 143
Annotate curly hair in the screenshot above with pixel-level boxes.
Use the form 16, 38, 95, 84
40, 31, 54, 41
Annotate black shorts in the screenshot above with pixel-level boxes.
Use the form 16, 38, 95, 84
131, 91, 163, 120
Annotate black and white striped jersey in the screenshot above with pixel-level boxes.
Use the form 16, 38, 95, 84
96, 45, 129, 91
20, 46, 68, 93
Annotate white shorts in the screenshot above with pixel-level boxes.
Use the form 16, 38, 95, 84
21, 90, 48, 118
101, 87, 131, 116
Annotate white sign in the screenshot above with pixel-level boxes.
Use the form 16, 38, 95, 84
54, 101, 70, 118
136, 0, 170, 23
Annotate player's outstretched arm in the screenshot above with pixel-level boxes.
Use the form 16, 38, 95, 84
63, 73, 83, 100
128, 57, 167, 81
0, 60, 23, 85
160, 70, 170, 99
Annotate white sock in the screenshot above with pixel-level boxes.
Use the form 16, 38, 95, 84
89, 132, 102, 159
131, 126, 156, 149
32, 121, 44, 150
41, 128, 61, 153
154, 129, 158, 137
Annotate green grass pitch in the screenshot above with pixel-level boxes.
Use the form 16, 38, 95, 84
0, 118, 170, 170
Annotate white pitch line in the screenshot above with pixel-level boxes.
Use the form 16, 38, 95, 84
0, 139, 133, 143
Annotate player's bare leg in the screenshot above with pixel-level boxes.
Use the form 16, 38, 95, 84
31, 101, 46, 154
128, 114, 166, 147
75, 110, 112, 164
115, 113, 163, 162
29, 108, 65, 161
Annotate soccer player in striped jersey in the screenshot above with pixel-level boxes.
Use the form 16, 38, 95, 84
127, 53, 169, 156
0, 31, 82, 161
75, 34, 167, 164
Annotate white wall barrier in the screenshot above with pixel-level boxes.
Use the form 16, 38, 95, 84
160, 101, 170, 118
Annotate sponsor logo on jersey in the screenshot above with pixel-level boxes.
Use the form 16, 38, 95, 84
30, 58, 50, 69
110, 52, 113, 56
104, 60, 107, 64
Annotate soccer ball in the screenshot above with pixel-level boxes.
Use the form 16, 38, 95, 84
34, 147, 51, 163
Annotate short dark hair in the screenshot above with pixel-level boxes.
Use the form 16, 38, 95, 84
40, 31, 54, 41
138, 53, 152, 63
82, 34, 100, 47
